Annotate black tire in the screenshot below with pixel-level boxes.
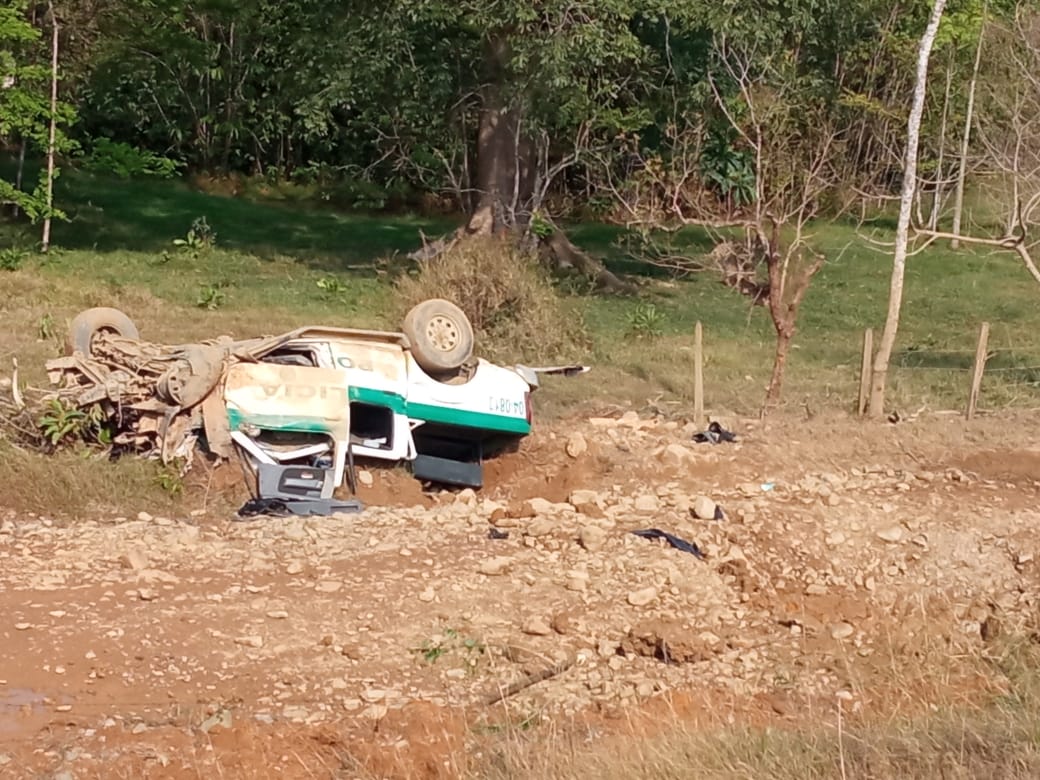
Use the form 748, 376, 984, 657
402, 299, 475, 374
66, 307, 140, 356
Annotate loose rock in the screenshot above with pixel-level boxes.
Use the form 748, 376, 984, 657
692, 496, 718, 520
634, 495, 660, 513
478, 557, 513, 576
566, 433, 588, 458
876, 526, 904, 543
830, 622, 855, 640
521, 617, 553, 636
627, 587, 659, 607
622, 619, 716, 663
579, 526, 608, 552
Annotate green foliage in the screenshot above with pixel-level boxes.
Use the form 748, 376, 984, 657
324, 177, 395, 212
1, 1, 76, 223
173, 217, 217, 256
0, 0, 988, 234
700, 130, 756, 209
82, 138, 183, 179
316, 275, 348, 297
529, 212, 555, 239
0, 246, 28, 271
626, 302, 665, 340
154, 462, 185, 496
412, 627, 486, 669
37, 312, 55, 341
37, 399, 108, 447
196, 280, 228, 310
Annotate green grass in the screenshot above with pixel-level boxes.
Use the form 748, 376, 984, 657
562, 218, 1040, 414
2, 168, 1040, 517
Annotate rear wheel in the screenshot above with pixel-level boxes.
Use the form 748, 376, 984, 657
66, 307, 140, 357
402, 299, 475, 374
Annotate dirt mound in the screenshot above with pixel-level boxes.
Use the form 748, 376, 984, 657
954, 448, 1040, 483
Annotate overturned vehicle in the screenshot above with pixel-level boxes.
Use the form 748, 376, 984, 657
47, 300, 578, 508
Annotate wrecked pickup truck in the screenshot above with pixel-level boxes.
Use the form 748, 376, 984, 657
47, 299, 584, 501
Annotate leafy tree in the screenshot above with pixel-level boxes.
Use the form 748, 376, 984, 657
1, 0, 75, 225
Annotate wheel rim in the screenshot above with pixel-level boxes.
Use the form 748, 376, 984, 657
425, 315, 460, 353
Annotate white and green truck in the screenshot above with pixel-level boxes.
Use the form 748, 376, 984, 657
62, 300, 577, 495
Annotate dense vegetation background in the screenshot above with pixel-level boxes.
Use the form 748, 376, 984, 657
3, 0, 1039, 413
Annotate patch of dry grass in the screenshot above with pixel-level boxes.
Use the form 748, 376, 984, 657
476, 639, 1040, 780
0, 441, 186, 518
393, 236, 588, 365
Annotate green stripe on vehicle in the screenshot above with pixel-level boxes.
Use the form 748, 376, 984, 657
405, 401, 531, 435
350, 386, 530, 434
348, 386, 407, 414
226, 408, 336, 434
228, 387, 530, 436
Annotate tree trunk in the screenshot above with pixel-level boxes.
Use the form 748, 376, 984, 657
928, 56, 953, 231
760, 232, 825, 410
466, 34, 535, 236
414, 32, 630, 293
868, 0, 948, 417
951, 8, 986, 250
12, 138, 26, 218
765, 327, 793, 406
41, 2, 59, 253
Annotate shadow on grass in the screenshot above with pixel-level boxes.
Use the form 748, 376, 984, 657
40, 169, 453, 273
566, 221, 718, 280
43, 170, 700, 283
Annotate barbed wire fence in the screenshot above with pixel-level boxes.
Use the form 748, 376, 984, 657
857, 322, 1040, 418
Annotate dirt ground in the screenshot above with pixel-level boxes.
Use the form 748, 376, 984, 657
2, 410, 1040, 778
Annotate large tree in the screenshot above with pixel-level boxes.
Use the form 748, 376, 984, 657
381, 1, 657, 236
1, 0, 74, 225
868, 0, 949, 417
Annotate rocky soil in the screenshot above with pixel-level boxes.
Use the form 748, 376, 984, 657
1, 410, 1039, 778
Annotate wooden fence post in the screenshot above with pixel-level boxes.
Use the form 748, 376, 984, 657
858, 328, 873, 417
693, 321, 704, 426
966, 321, 990, 420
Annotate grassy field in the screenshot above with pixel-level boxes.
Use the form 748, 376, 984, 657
3, 170, 1038, 422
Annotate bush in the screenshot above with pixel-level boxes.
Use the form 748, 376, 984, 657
0, 247, 29, 271
393, 236, 587, 364
82, 139, 183, 179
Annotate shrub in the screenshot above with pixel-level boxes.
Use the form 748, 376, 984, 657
393, 236, 587, 364
82, 139, 183, 179
0, 247, 28, 271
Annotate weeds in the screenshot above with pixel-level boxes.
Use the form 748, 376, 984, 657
196, 280, 229, 310
412, 627, 486, 671
0, 246, 28, 271
478, 638, 1040, 780
154, 461, 186, 496
37, 399, 91, 447
173, 216, 217, 257
316, 275, 349, 297
626, 302, 665, 340
37, 400, 111, 448
393, 236, 587, 364
37, 313, 55, 342
82, 138, 183, 179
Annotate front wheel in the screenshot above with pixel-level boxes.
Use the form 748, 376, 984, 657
402, 298, 475, 374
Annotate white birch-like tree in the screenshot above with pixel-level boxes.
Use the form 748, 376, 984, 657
867, 0, 949, 418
